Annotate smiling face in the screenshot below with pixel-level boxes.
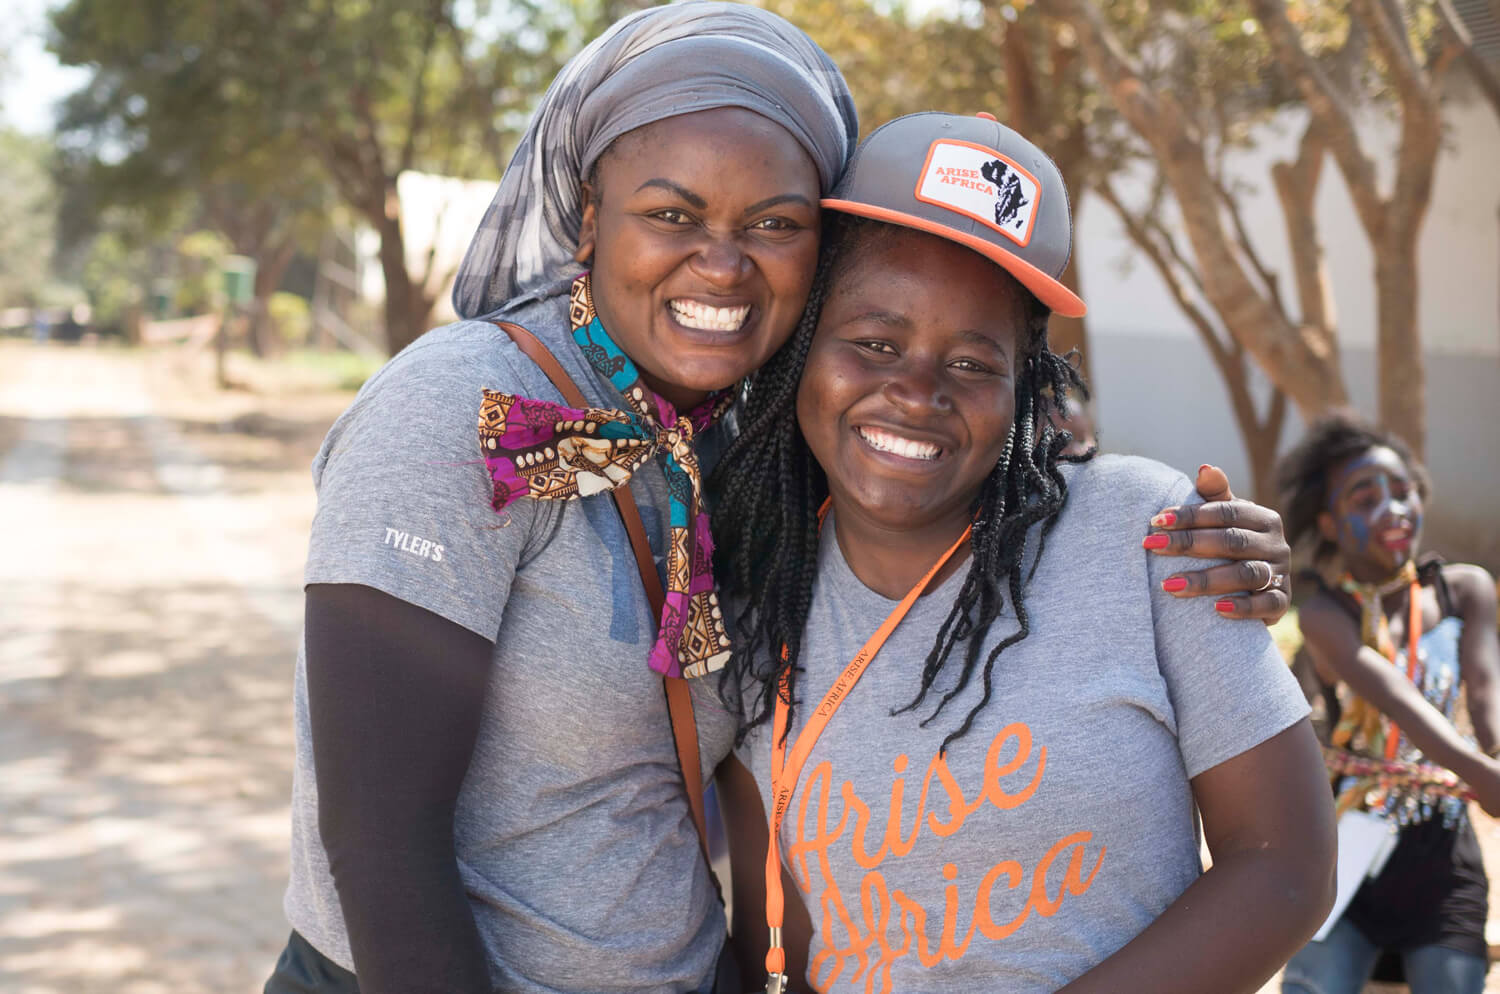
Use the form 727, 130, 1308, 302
796, 226, 1027, 538
1318, 445, 1425, 580
575, 107, 822, 412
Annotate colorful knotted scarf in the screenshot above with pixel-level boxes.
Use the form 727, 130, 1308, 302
1328, 559, 1430, 816
478, 274, 734, 679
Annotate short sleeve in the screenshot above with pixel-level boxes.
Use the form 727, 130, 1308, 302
305, 337, 544, 641
1146, 473, 1309, 778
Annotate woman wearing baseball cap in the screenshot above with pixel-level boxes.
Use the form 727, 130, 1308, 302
712, 112, 1335, 993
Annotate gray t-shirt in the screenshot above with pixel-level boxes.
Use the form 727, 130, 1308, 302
736, 455, 1308, 993
282, 278, 738, 993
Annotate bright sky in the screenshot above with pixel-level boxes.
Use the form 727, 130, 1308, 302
0, 0, 87, 135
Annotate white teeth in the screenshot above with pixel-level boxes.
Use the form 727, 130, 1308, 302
669, 299, 750, 331
857, 426, 940, 461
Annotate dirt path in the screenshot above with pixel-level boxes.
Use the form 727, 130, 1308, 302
0, 341, 347, 994
1, 340, 1497, 993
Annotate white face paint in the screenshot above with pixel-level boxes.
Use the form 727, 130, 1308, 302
1327, 446, 1423, 577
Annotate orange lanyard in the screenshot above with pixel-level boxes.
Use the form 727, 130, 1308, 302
1384, 579, 1424, 761
762, 522, 971, 991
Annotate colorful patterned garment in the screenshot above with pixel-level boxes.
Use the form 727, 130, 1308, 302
1328, 560, 1469, 827
478, 274, 734, 679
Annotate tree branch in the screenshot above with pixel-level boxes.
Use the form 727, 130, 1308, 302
1360, 0, 1426, 95
1271, 117, 1337, 344
1096, 177, 1234, 373
1248, 0, 1387, 239
1436, 0, 1500, 117
399, 0, 447, 175
1212, 170, 1285, 320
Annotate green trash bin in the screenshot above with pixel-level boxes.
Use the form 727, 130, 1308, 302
222, 255, 257, 308
149, 278, 174, 320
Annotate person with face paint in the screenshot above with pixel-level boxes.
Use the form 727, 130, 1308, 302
1277, 413, 1500, 994
262, 8, 1300, 993
711, 112, 1335, 994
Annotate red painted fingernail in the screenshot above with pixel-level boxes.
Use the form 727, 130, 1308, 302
1198, 464, 1212, 476
1151, 511, 1176, 528
1215, 599, 1236, 612
1142, 533, 1170, 550
1162, 577, 1188, 593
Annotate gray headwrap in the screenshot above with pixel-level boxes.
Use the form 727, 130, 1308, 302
451, 1, 858, 320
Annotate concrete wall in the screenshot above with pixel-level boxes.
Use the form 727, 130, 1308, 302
1073, 92, 1500, 572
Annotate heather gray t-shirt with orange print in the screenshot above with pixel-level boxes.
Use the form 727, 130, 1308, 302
736, 454, 1308, 994
281, 276, 738, 994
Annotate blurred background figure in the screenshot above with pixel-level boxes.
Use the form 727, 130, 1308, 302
1279, 412, 1500, 994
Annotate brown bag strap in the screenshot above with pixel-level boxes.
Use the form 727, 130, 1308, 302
492, 320, 713, 872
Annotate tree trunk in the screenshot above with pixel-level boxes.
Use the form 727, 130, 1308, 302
1242, 401, 1286, 507
247, 235, 298, 357
372, 197, 436, 357
1374, 239, 1427, 455
1048, 245, 1091, 387
1003, 9, 1093, 388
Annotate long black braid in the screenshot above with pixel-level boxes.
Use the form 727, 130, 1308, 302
711, 216, 1090, 754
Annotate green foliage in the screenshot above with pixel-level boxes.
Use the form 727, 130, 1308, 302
77, 221, 150, 331
284, 346, 385, 391
268, 291, 313, 346
174, 229, 230, 314
0, 129, 58, 307
48, 0, 622, 350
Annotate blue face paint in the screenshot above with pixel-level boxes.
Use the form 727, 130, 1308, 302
1328, 447, 1423, 575
1341, 511, 1373, 556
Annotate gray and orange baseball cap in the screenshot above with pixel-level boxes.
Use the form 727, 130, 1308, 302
823, 111, 1086, 318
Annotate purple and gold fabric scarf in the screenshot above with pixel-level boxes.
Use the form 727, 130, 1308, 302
479, 274, 733, 679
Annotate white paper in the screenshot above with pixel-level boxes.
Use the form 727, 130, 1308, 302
1311, 809, 1398, 942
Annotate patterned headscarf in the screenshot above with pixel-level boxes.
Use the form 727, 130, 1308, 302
451, 1, 859, 320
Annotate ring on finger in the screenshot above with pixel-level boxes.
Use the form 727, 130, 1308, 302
1254, 570, 1283, 593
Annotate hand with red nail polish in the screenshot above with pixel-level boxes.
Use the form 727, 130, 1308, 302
1144, 463, 1293, 625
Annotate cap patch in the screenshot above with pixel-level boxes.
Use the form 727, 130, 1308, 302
914, 140, 1040, 247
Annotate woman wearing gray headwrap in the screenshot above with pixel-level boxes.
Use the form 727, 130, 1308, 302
264, 4, 857, 994
452, 1, 856, 318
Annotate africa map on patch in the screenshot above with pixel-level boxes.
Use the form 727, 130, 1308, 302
916, 140, 1040, 245
981, 159, 1030, 234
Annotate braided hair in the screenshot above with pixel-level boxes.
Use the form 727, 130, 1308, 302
1275, 411, 1431, 564
710, 216, 1090, 753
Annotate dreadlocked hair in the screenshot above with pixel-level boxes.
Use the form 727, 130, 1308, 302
1275, 410, 1431, 564
710, 216, 1090, 753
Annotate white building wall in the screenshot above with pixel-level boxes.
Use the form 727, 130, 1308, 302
1075, 93, 1500, 570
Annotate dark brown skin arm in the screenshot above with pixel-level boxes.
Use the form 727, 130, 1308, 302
305, 583, 493, 994
1150, 465, 1293, 623
1057, 719, 1336, 994
717, 754, 814, 992
1450, 564, 1500, 754
1300, 588, 1500, 815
